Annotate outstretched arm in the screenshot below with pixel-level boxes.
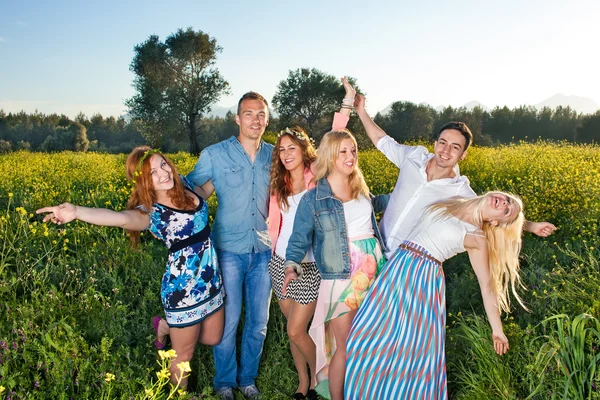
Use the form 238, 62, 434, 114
36, 203, 150, 231
465, 234, 509, 356
354, 93, 387, 146
524, 221, 556, 237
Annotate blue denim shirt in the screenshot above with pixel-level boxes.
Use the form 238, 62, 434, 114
187, 136, 274, 254
284, 178, 388, 279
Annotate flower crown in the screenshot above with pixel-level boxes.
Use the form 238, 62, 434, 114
132, 148, 160, 184
278, 127, 316, 146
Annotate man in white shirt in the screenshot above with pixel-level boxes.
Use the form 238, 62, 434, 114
354, 94, 556, 258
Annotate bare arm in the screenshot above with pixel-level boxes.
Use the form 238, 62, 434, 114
36, 203, 150, 231
193, 180, 215, 200
354, 93, 387, 146
523, 220, 556, 237
464, 234, 509, 356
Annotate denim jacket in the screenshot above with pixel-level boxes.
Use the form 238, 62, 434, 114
284, 177, 389, 279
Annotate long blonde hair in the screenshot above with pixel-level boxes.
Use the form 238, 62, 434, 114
430, 192, 526, 313
314, 129, 369, 199
270, 127, 317, 210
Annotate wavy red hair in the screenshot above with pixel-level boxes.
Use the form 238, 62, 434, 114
125, 146, 195, 247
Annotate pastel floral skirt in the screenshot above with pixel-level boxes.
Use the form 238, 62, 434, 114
309, 236, 386, 399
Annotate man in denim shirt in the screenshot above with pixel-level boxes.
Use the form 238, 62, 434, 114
188, 92, 273, 400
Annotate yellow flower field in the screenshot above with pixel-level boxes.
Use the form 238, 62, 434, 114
0, 142, 598, 398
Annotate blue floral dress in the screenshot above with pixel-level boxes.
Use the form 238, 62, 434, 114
145, 176, 224, 328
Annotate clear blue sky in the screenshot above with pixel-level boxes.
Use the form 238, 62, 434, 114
1, 0, 599, 118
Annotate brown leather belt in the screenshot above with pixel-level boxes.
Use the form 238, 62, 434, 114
399, 243, 442, 266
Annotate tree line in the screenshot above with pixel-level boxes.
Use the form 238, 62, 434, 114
1, 27, 599, 154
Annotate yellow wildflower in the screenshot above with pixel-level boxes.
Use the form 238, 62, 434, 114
156, 369, 171, 379
177, 361, 191, 373
105, 372, 116, 383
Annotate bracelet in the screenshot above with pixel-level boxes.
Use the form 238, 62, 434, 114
340, 104, 354, 109
342, 97, 354, 104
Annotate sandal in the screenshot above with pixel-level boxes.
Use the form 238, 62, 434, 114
152, 316, 166, 349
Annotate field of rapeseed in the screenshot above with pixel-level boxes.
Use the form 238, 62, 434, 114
0, 142, 599, 399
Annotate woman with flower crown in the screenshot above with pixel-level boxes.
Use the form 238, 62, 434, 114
36, 147, 224, 388
267, 77, 357, 400
281, 77, 389, 400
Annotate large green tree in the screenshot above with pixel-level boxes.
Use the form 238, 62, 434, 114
126, 28, 230, 154
272, 68, 358, 135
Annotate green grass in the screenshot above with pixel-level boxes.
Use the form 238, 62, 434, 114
0, 143, 599, 398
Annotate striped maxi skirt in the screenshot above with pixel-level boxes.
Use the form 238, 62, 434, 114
345, 241, 447, 400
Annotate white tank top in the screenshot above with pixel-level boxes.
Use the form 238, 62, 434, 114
343, 195, 375, 239
407, 211, 483, 262
275, 190, 315, 262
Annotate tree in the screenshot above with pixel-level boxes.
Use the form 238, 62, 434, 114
272, 68, 358, 135
376, 101, 435, 142
575, 111, 600, 143
72, 122, 89, 152
0, 139, 12, 153
126, 27, 230, 154
39, 122, 89, 152
436, 106, 494, 146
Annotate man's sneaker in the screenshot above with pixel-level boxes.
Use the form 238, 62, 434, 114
240, 384, 260, 399
216, 387, 234, 400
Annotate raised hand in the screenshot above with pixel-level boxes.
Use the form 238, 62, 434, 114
341, 76, 356, 99
492, 331, 509, 355
36, 203, 77, 225
354, 93, 367, 114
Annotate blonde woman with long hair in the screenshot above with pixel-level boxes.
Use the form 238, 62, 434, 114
283, 129, 389, 400
345, 192, 526, 400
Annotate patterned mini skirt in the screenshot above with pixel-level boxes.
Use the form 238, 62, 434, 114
268, 252, 321, 304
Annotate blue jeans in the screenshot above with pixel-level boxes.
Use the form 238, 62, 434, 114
213, 250, 272, 389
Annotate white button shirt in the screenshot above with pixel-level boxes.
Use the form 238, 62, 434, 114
377, 135, 476, 258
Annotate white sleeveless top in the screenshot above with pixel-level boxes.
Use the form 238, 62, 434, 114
407, 210, 483, 262
276, 190, 315, 263
343, 195, 375, 239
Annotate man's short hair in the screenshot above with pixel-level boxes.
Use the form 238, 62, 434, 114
237, 92, 269, 116
437, 121, 473, 151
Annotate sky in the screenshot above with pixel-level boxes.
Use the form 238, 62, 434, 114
1, 0, 599, 118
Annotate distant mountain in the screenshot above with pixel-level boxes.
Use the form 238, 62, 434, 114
462, 100, 490, 111
378, 101, 436, 116
207, 105, 237, 118
205, 104, 279, 118
534, 94, 599, 114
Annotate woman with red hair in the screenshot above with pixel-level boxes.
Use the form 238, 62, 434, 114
37, 146, 224, 388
